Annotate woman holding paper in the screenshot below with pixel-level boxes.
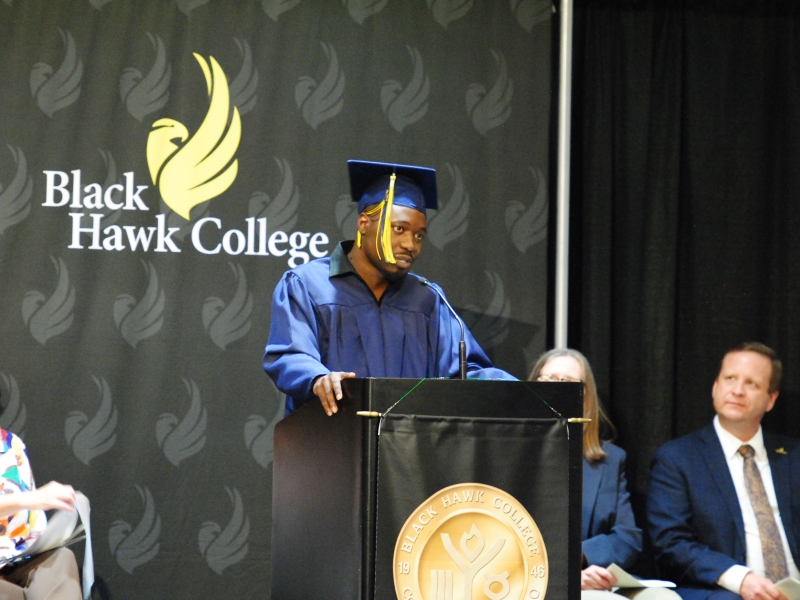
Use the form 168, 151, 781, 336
0, 429, 82, 600
530, 349, 679, 600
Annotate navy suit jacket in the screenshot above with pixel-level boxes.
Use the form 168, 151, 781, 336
647, 423, 800, 600
582, 442, 643, 570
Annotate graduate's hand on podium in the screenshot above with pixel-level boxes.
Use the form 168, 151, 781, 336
313, 372, 356, 416
581, 565, 617, 590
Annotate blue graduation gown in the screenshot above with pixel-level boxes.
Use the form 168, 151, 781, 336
263, 241, 515, 413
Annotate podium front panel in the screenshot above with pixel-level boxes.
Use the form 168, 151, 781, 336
271, 379, 583, 600
271, 395, 373, 599
374, 415, 572, 600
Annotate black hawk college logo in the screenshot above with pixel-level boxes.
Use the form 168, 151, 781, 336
394, 483, 549, 600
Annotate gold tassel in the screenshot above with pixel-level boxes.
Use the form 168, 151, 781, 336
377, 174, 397, 264
359, 175, 397, 264
364, 201, 383, 255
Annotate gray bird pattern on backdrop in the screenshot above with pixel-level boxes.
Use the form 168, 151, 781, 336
463, 271, 511, 349
156, 378, 208, 467
30, 29, 83, 118
22, 256, 75, 345
0, 374, 26, 438
505, 166, 548, 253
344, 0, 387, 24
202, 263, 253, 350
198, 487, 250, 575
261, 0, 302, 21
109, 486, 162, 574
244, 381, 285, 469
229, 38, 259, 115
426, 164, 470, 250
427, 0, 472, 28
466, 50, 514, 136
248, 157, 300, 232
65, 376, 118, 466
295, 42, 345, 130
0, 145, 33, 235
381, 46, 430, 133
120, 33, 171, 123
114, 261, 166, 348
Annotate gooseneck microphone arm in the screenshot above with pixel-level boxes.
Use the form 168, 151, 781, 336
419, 277, 467, 380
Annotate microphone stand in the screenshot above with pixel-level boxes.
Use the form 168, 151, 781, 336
420, 278, 467, 380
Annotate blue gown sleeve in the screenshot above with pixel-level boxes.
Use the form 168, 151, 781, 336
582, 449, 643, 569
263, 272, 330, 406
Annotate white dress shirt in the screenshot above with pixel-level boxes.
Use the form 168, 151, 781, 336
713, 416, 800, 593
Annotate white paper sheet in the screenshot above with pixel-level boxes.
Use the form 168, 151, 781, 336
608, 563, 677, 588
16, 492, 94, 600
776, 577, 800, 600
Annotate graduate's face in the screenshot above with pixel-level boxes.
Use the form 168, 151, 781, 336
359, 204, 426, 281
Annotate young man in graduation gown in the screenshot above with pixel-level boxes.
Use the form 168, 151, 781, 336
263, 160, 515, 416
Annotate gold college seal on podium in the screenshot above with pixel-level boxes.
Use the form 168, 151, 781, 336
393, 482, 549, 600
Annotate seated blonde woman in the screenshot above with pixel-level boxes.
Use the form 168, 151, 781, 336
530, 349, 679, 600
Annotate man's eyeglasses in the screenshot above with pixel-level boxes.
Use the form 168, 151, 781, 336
536, 374, 582, 383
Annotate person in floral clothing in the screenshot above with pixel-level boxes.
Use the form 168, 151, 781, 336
0, 429, 81, 599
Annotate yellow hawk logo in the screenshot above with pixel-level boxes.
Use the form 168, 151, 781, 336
147, 54, 241, 220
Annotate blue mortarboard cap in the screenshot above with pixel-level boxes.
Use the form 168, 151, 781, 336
348, 160, 438, 214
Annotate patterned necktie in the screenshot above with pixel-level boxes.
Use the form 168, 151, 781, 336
738, 444, 789, 582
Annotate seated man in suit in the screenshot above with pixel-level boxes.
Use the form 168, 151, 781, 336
647, 342, 799, 600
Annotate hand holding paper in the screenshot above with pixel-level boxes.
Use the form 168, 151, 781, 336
607, 563, 677, 589
22, 492, 94, 600
29, 481, 76, 512
774, 578, 800, 600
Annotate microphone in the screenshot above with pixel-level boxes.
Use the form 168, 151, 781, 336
419, 277, 467, 380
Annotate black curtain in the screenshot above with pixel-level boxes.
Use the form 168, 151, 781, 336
570, 0, 800, 499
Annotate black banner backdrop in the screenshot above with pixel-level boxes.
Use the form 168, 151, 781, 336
375, 416, 570, 600
0, 1, 552, 597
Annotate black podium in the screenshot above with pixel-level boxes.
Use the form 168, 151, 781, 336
271, 378, 583, 600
